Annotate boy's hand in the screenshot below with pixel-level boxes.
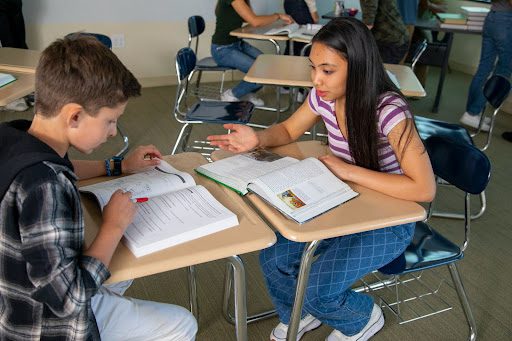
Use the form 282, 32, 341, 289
102, 190, 137, 233
207, 124, 259, 153
122, 145, 162, 173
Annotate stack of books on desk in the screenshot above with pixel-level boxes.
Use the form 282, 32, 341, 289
436, 13, 468, 29
461, 6, 489, 31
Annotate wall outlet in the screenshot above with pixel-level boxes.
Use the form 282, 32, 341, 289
111, 34, 125, 48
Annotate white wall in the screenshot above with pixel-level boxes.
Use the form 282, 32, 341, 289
21, 0, 487, 88
22, 0, 284, 87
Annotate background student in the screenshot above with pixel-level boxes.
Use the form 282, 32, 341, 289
208, 18, 435, 341
284, 0, 318, 56
211, 0, 293, 106
0, 35, 197, 341
360, 0, 409, 64
459, 0, 512, 131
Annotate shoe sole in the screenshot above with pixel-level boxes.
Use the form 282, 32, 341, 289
356, 309, 384, 341
270, 319, 322, 341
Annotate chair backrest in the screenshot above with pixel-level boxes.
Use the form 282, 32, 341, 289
187, 15, 205, 53
175, 47, 197, 82
424, 135, 491, 195
483, 74, 511, 109
66, 32, 112, 49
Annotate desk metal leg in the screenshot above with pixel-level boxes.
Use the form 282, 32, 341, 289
188, 265, 199, 319
224, 256, 248, 341
223, 258, 277, 326
287, 240, 321, 341
432, 33, 454, 113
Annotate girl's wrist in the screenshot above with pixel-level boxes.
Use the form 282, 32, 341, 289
274, 13, 280, 21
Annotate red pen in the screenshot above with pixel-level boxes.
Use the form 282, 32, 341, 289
133, 197, 149, 203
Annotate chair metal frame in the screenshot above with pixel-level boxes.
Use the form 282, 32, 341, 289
367, 135, 490, 341
187, 15, 234, 99
415, 75, 510, 220
171, 47, 254, 157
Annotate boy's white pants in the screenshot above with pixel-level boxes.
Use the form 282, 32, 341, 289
91, 280, 197, 341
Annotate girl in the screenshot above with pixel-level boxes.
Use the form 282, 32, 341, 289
211, 0, 293, 107
208, 18, 435, 341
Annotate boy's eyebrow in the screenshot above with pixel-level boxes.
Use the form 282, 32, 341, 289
308, 58, 338, 68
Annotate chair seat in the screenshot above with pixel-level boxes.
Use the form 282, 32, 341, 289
415, 116, 473, 146
379, 221, 463, 275
186, 100, 254, 123
196, 57, 234, 71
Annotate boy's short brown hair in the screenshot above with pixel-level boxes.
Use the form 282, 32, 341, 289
35, 34, 141, 117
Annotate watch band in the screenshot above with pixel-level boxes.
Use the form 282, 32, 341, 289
112, 156, 123, 176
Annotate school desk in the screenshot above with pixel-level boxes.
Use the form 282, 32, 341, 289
230, 21, 291, 55
244, 54, 427, 98
80, 152, 276, 341
413, 18, 484, 113
0, 48, 39, 106
212, 140, 426, 341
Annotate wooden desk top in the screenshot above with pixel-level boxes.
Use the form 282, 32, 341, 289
212, 141, 426, 243
0, 47, 40, 73
80, 153, 276, 283
244, 54, 426, 97
230, 22, 291, 41
0, 68, 35, 106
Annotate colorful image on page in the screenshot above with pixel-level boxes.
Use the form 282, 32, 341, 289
246, 149, 283, 162
277, 189, 306, 210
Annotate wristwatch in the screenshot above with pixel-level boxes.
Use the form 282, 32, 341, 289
112, 155, 123, 176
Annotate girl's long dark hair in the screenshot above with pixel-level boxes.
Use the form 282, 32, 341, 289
312, 17, 414, 171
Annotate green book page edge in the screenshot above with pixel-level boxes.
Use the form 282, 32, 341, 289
194, 168, 246, 196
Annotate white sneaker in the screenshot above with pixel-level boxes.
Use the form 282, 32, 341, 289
326, 304, 384, 341
270, 314, 322, 341
244, 93, 265, 107
221, 89, 239, 102
0, 98, 28, 112
459, 112, 491, 132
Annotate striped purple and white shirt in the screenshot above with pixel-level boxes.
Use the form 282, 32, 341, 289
308, 88, 412, 174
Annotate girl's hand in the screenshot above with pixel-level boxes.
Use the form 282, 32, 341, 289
318, 155, 352, 181
102, 190, 137, 234
207, 124, 259, 153
122, 145, 162, 174
279, 13, 294, 24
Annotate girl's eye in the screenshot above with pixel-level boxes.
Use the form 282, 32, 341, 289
323, 70, 334, 75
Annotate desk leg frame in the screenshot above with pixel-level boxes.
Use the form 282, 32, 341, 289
224, 256, 249, 341
287, 240, 321, 341
432, 33, 454, 113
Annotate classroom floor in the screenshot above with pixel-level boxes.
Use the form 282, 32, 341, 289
2, 67, 511, 341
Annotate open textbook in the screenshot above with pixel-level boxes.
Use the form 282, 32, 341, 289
195, 150, 358, 224
0, 73, 16, 88
80, 160, 239, 257
262, 22, 322, 38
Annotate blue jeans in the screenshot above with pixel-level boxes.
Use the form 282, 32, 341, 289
260, 222, 415, 336
211, 40, 263, 98
466, 10, 512, 115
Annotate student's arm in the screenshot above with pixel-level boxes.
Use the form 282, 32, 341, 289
231, 0, 293, 27
207, 100, 320, 153
319, 120, 436, 202
84, 190, 135, 266
305, 0, 320, 23
72, 145, 162, 179
360, 0, 378, 29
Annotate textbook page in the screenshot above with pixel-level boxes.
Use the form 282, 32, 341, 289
247, 157, 358, 223
80, 160, 195, 208
195, 150, 299, 195
264, 22, 300, 35
123, 185, 239, 257
0, 72, 16, 88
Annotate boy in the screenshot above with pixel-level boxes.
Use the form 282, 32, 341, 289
0, 35, 197, 340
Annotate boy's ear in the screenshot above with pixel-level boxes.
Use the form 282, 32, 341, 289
62, 103, 86, 128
